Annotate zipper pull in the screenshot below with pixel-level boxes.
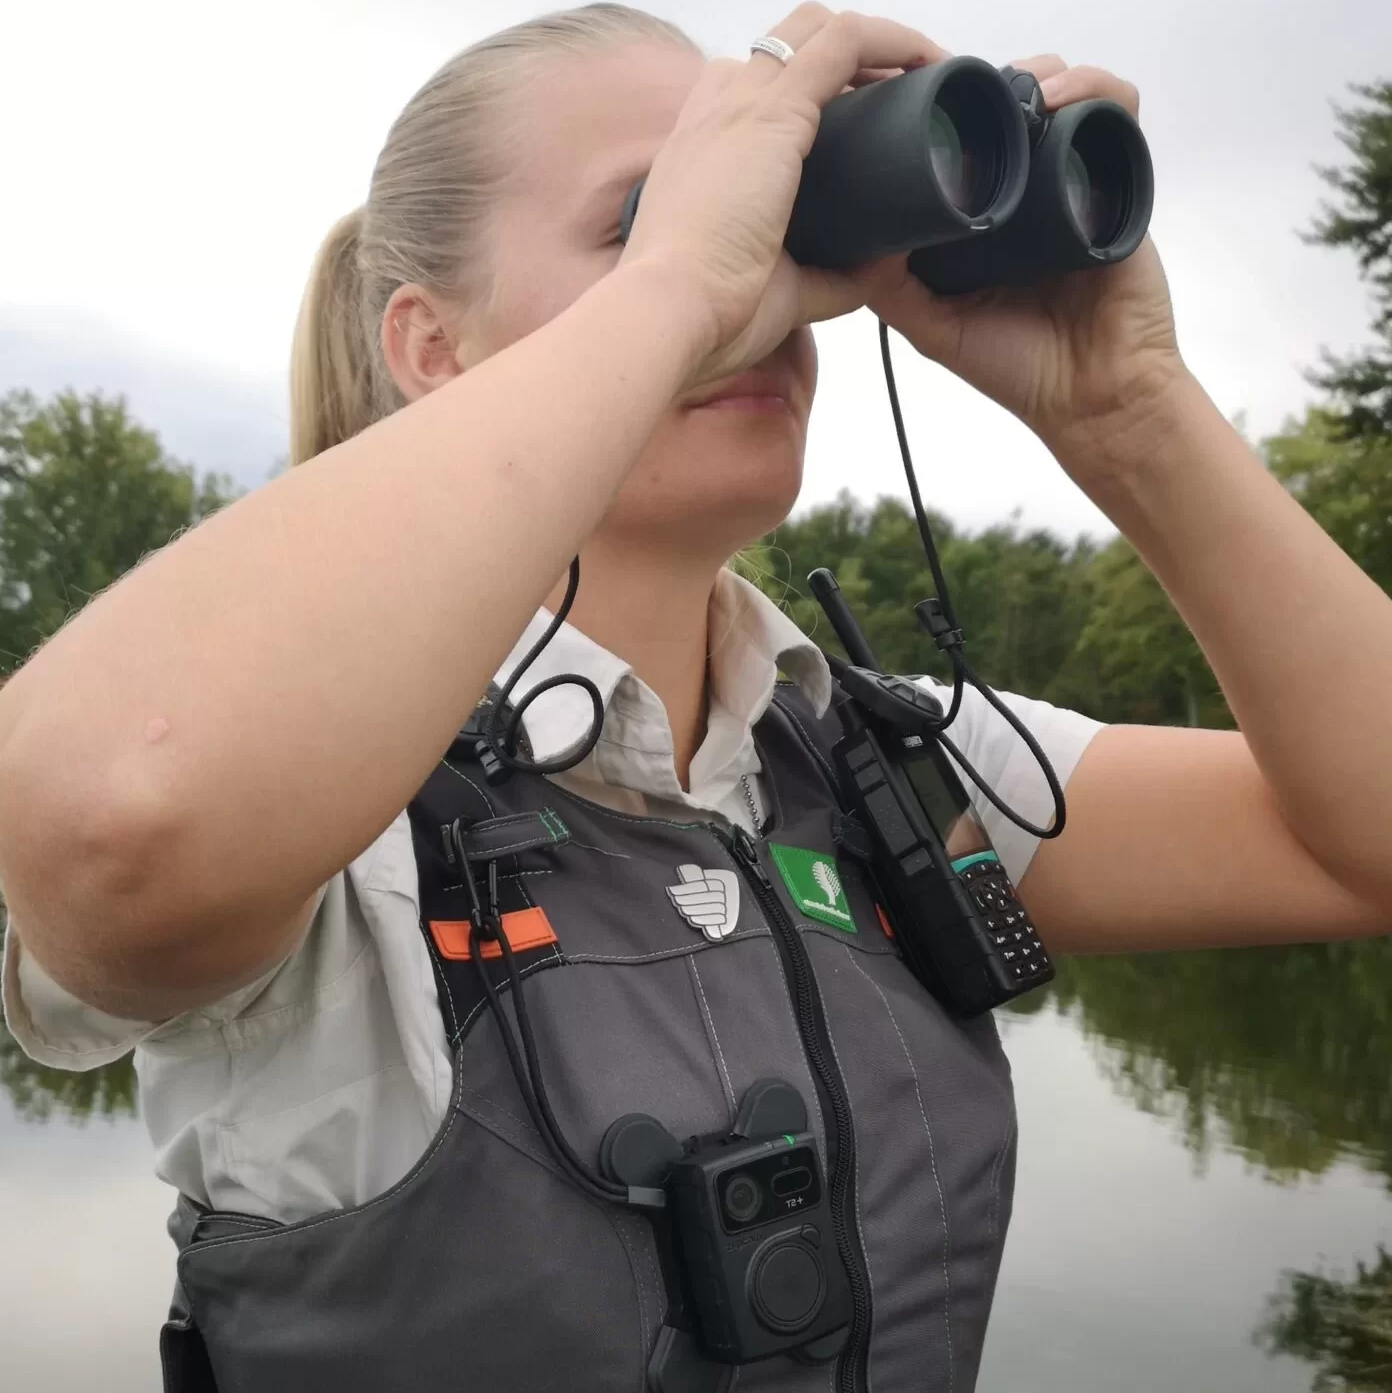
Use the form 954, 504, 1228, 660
729, 824, 773, 887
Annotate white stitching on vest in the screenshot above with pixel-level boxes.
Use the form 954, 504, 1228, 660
988, 1109, 1017, 1249
422, 919, 460, 1044
639, 1218, 664, 1365
609, 1214, 650, 1374
564, 838, 634, 859
457, 1081, 539, 1139
567, 933, 767, 965
767, 693, 841, 797
439, 758, 497, 814
441, 868, 554, 893
453, 949, 563, 1044
686, 956, 736, 1120
455, 831, 562, 858
843, 945, 955, 1390
545, 781, 707, 832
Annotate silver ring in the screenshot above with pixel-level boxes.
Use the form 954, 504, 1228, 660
749, 35, 796, 66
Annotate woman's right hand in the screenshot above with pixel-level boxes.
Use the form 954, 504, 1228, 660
620, 4, 944, 386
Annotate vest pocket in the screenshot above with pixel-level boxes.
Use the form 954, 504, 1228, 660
189, 1209, 282, 1244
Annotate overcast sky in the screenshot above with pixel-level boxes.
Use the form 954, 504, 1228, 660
2, 0, 1388, 539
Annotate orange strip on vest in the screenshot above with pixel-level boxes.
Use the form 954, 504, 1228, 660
874, 904, 894, 939
429, 907, 558, 962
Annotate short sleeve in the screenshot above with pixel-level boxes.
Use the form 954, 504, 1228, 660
0, 880, 329, 1072
910, 676, 1105, 886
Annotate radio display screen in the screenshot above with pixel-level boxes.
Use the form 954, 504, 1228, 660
903, 750, 992, 861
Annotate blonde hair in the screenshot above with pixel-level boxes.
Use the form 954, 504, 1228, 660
289, 4, 697, 467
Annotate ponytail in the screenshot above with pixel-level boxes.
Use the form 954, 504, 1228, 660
289, 208, 377, 467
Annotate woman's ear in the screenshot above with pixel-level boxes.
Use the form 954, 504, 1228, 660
381, 284, 484, 403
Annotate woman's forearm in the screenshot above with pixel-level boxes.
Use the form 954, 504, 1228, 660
1059, 372, 1392, 908
0, 260, 707, 1000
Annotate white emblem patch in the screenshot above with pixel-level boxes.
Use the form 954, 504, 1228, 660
666, 864, 741, 942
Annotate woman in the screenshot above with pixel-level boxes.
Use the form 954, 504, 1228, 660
1, 3, 1388, 1390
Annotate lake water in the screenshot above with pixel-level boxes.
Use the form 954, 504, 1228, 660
3, 944, 1390, 1393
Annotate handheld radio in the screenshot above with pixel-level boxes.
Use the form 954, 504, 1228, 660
808, 568, 1054, 1016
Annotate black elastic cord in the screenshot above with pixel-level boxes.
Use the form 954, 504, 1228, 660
877, 318, 1066, 840
451, 822, 630, 1206
880, 321, 960, 630
486, 557, 605, 776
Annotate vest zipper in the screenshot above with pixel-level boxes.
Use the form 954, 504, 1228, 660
722, 822, 871, 1393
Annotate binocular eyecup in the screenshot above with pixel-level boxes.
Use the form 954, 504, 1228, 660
619, 58, 1154, 297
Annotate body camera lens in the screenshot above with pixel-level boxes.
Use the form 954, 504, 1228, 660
723, 1173, 763, 1225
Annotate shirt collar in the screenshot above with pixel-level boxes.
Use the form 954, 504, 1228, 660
492, 569, 832, 770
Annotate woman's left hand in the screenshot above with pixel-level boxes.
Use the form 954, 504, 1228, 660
856, 56, 1187, 470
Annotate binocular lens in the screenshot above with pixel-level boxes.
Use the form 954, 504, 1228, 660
926, 106, 967, 209
1062, 120, 1132, 248
926, 80, 1007, 218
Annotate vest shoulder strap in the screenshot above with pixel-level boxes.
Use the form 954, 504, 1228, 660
765, 679, 841, 788
765, 679, 873, 860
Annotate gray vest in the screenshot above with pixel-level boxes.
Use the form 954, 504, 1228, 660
159, 685, 1017, 1393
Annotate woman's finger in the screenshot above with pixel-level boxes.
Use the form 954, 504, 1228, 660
1008, 53, 1068, 83
776, 12, 948, 107
1039, 64, 1141, 117
847, 53, 952, 89
795, 261, 874, 325
740, 2, 836, 85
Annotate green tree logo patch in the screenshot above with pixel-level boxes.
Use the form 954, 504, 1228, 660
768, 844, 856, 932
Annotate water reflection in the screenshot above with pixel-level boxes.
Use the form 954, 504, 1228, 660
1258, 1247, 1392, 1392
1009, 940, 1392, 1392
1037, 940, 1392, 1186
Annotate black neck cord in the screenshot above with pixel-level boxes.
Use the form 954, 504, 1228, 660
485, 557, 604, 777
876, 319, 1067, 842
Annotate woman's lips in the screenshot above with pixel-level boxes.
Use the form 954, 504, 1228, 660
696, 394, 793, 414
685, 369, 797, 414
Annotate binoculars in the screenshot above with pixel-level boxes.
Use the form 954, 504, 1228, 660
620, 59, 1154, 295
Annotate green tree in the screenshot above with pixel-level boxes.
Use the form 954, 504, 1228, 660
738, 490, 951, 676
938, 520, 1097, 702
1306, 81, 1392, 440
0, 388, 241, 675
1053, 538, 1233, 728
1266, 408, 1392, 594
741, 492, 1098, 696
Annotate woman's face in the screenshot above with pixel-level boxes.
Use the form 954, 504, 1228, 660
472, 41, 818, 556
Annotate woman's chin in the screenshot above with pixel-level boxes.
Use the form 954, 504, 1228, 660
607, 410, 808, 549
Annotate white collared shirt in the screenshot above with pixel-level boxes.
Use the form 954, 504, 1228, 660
2, 571, 1102, 1221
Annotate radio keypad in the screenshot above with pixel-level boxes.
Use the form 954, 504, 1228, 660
960, 859, 1049, 981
